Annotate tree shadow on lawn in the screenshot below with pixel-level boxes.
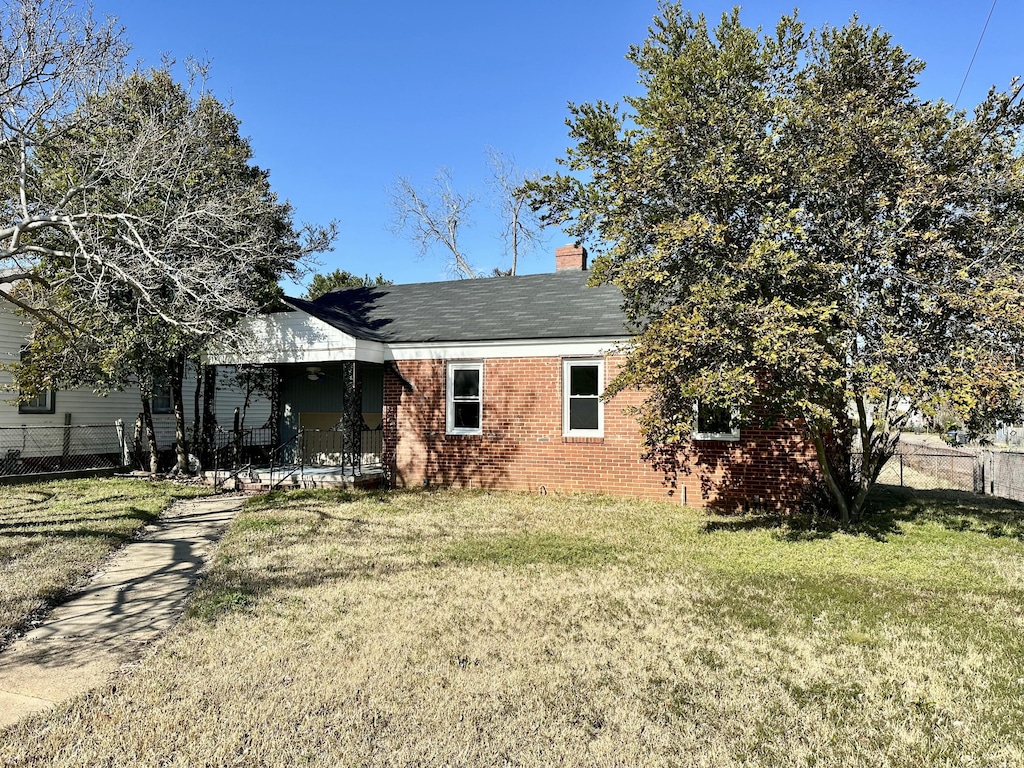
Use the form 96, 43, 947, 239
701, 484, 1024, 543
870, 484, 1024, 540
0, 506, 162, 536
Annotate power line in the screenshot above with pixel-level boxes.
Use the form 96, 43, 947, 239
953, 0, 998, 109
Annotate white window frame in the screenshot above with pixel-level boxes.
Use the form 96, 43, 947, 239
446, 361, 483, 435
692, 401, 740, 441
562, 358, 604, 437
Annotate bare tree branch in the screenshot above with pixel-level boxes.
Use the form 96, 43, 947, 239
485, 147, 543, 276
388, 168, 477, 279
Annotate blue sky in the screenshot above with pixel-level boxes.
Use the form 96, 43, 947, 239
101, 1, 1020, 293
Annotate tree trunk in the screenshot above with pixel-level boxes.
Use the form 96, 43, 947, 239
192, 360, 203, 457
848, 434, 897, 522
200, 364, 218, 468
140, 396, 159, 474
810, 428, 851, 527
239, 367, 252, 432
170, 353, 188, 473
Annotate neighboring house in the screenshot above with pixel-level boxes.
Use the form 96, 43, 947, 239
0, 300, 271, 464
213, 246, 817, 509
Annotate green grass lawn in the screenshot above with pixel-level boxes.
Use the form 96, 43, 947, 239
0, 478, 213, 650
2, 486, 1023, 767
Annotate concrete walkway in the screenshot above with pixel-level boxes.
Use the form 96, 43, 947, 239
0, 494, 245, 728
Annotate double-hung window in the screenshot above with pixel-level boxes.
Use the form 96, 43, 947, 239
18, 388, 55, 415
563, 359, 603, 437
446, 361, 482, 435
151, 380, 173, 415
692, 401, 740, 441
17, 348, 55, 414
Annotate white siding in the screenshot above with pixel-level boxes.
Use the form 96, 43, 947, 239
0, 305, 271, 451
209, 309, 387, 365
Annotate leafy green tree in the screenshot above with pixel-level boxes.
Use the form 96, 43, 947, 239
303, 269, 390, 300
530, 5, 1024, 524
15, 67, 334, 472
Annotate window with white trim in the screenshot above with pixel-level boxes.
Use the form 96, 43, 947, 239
563, 359, 603, 436
446, 361, 482, 435
692, 401, 740, 441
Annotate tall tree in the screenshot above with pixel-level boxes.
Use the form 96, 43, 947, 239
0, 0, 127, 327
15, 67, 335, 472
529, 5, 1024, 524
388, 168, 476, 278
485, 147, 542, 277
303, 269, 390, 300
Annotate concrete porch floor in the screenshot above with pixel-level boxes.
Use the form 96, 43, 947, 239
205, 464, 386, 491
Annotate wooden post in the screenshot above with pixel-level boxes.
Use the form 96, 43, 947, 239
115, 419, 128, 468
61, 412, 71, 468
232, 407, 242, 469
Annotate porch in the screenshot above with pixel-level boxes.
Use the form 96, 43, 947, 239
205, 360, 388, 490
205, 423, 385, 491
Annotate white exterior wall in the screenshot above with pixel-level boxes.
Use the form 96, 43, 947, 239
0, 305, 271, 451
209, 309, 387, 365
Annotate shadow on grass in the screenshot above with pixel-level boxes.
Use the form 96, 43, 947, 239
700, 510, 896, 542
187, 554, 423, 624
0, 506, 162, 536
0, 491, 55, 515
871, 484, 1024, 540
701, 484, 1024, 542
244, 487, 371, 511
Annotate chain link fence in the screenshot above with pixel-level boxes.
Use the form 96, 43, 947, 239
0, 423, 126, 478
874, 445, 1024, 503
875, 452, 981, 492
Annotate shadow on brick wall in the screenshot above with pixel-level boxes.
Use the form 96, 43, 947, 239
671, 428, 818, 513
384, 362, 521, 490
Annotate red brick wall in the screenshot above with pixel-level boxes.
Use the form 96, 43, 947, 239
383, 356, 817, 510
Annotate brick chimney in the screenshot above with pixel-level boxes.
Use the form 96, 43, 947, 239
555, 244, 588, 271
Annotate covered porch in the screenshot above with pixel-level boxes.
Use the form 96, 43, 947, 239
206, 360, 387, 490
205, 296, 394, 489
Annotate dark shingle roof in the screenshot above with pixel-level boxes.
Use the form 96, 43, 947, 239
286, 270, 631, 344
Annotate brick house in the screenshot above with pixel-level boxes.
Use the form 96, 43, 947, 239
217, 246, 817, 509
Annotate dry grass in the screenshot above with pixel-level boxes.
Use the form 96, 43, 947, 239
0, 477, 213, 649
2, 487, 1023, 767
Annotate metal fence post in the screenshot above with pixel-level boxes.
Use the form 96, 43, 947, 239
899, 454, 904, 487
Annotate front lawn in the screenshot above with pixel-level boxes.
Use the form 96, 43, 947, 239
2, 487, 1022, 766
0, 478, 213, 650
